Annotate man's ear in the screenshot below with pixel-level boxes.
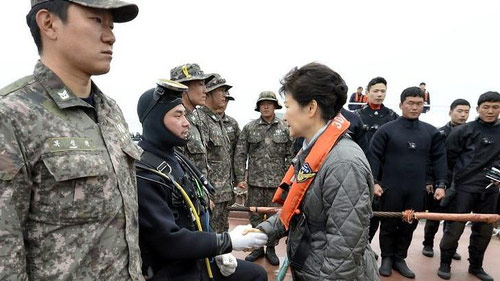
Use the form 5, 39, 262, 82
36, 9, 59, 41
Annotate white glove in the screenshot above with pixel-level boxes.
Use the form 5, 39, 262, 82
215, 253, 238, 277
228, 224, 268, 251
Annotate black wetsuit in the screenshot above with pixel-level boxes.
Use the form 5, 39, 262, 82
439, 119, 500, 266
137, 140, 267, 281
356, 104, 398, 241
368, 117, 447, 260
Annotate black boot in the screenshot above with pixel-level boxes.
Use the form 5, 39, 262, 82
245, 247, 264, 262
452, 252, 461, 260
265, 246, 280, 266
468, 266, 494, 281
379, 257, 392, 277
437, 263, 451, 280
393, 259, 415, 279
422, 245, 434, 257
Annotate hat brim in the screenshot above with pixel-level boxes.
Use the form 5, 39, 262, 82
206, 84, 233, 93
70, 0, 139, 23
226, 95, 235, 101
254, 99, 283, 111
175, 73, 215, 85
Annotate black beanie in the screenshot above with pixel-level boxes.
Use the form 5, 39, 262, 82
137, 87, 187, 149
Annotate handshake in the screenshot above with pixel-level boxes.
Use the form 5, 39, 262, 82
229, 224, 268, 251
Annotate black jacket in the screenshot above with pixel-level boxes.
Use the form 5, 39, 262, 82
137, 140, 222, 281
356, 104, 398, 150
446, 119, 500, 193
368, 117, 448, 192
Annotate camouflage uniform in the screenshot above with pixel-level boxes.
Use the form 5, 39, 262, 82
170, 63, 213, 177
200, 74, 234, 232
234, 110, 292, 227
221, 113, 240, 186
0, 62, 143, 280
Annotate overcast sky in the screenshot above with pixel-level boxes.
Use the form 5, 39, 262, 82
1, 0, 499, 133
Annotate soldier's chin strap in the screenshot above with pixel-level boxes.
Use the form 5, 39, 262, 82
135, 156, 215, 281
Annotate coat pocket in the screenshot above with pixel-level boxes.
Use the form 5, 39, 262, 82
31, 150, 109, 224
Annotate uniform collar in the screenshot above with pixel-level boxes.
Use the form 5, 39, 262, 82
258, 115, 278, 125
200, 106, 221, 122
33, 61, 95, 110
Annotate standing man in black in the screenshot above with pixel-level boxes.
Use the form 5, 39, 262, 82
422, 99, 470, 259
356, 77, 398, 242
368, 87, 447, 278
437, 92, 500, 281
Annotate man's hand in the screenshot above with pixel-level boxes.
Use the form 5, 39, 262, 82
228, 224, 268, 251
236, 181, 248, 190
434, 188, 445, 200
374, 183, 384, 197
425, 184, 434, 194
215, 253, 238, 277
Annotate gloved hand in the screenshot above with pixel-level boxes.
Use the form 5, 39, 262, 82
229, 224, 268, 251
215, 253, 238, 277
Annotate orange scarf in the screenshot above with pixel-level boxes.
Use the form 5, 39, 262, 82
272, 114, 350, 230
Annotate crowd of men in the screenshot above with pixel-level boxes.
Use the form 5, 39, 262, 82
0, 1, 499, 281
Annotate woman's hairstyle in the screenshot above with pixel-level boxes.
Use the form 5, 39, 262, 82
279, 62, 347, 121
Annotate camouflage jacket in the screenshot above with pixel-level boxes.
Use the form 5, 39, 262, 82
234, 116, 292, 188
199, 106, 233, 203
177, 109, 209, 176
0, 62, 143, 281
221, 113, 240, 184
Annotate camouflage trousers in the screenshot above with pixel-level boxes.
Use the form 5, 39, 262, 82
247, 185, 279, 227
210, 201, 231, 232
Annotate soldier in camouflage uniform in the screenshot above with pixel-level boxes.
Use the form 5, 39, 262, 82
234, 91, 292, 265
0, 1, 143, 280
170, 64, 214, 177
199, 73, 234, 232
218, 92, 242, 202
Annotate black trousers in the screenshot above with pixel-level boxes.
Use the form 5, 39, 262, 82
439, 190, 499, 266
379, 186, 424, 260
211, 259, 268, 281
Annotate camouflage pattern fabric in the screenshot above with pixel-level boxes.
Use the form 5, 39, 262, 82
221, 113, 240, 184
234, 116, 292, 188
0, 61, 143, 281
170, 63, 214, 84
198, 107, 233, 203
210, 201, 232, 233
30, 0, 139, 23
246, 185, 280, 228
177, 109, 209, 176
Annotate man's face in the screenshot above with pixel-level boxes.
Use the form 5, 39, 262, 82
366, 83, 387, 105
357, 87, 363, 94
477, 101, 500, 123
185, 80, 207, 106
259, 101, 276, 119
163, 104, 190, 140
400, 96, 424, 119
449, 105, 470, 125
419, 84, 426, 91
207, 87, 227, 111
51, 4, 115, 76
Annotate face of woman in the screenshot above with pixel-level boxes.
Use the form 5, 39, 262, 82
284, 93, 310, 138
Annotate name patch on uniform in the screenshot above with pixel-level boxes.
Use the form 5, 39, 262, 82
296, 162, 316, 183
46, 137, 96, 152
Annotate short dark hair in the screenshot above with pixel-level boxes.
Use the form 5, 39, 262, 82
449, 99, 470, 111
477, 91, 500, 106
26, 0, 71, 54
367, 77, 387, 91
420, 82, 426, 86
400, 86, 425, 103
279, 62, 347, 121
357, 86, 363, 90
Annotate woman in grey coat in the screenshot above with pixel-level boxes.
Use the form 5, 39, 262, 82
256, 63, 379, 281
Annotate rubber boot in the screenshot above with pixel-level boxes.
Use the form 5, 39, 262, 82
393, 259, 415, 279
245, 247, 264, 262
265, 246, 280, 266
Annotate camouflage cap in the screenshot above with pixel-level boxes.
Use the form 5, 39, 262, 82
206, 73, 232, 93
170, 63, 214, 84
30, 0, 139, 23
255, 90, 282, 111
